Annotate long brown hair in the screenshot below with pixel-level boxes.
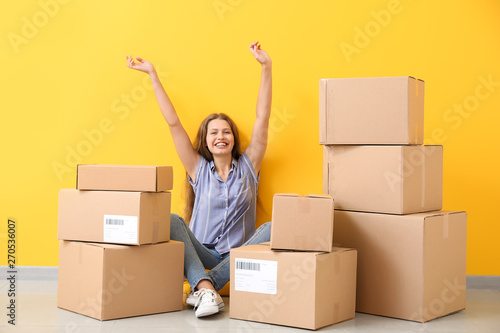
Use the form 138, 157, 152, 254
183, 113, 242, 223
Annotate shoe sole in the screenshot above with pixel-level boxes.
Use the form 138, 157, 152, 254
195, 302, 225, 318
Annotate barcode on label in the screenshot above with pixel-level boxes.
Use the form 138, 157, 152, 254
236, 261, 261, 271
103, 215, 138, 244
105, 218, 125, 225
234, 259, 277, 295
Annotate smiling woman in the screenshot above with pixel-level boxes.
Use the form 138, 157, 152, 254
208, 119, 234, 155
126, 41, 273, 318
193, 114, 240, 179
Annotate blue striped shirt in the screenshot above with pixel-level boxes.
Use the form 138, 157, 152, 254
188, 151, 259, 255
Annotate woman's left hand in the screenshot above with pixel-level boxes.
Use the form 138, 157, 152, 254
249, 41, 271, 67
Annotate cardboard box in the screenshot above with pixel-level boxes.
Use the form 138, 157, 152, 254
319, 76, 424, 145
230, 243, 357, 330
77, 164, 173, 192
57, 240, 184, 320
58, 189, 171, 245
270, 194, 334, 252
323, 145, 442, 214
334, 210, 467, 322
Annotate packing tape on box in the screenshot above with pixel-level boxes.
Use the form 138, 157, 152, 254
298, 196, 311, 214
323, 150, 331, 196
443, 214, 449, 239
330, 147, 344, 196
335, 253, 341, 275
330, 149, 336, 197
415, 80, 424, 143
296, 196, 311, 249
415, 124, 418, 145
78, 243, 83, 265
332, 302, 340, 323
321, 80, 328, 142
153, 193, 158, 217
421, 147, 426, 209
152, 221, 159, 244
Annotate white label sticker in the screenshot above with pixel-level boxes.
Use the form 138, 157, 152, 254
103, 215, 138, 244
234, 258, 277, 295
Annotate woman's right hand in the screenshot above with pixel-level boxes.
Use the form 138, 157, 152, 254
126, 55, 155, 75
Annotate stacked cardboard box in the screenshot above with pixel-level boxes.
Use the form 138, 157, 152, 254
57, 164, 184, 320
230, 194, 358, 330
319, 76, 467, 322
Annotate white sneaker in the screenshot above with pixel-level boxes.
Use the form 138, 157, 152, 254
186, 289, 202, 307
194, 288, 225, 318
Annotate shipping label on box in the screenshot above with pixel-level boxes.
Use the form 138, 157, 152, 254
319, 76, 424, 144
323, 145, 442, 214
103, 214, 139, 244
334, 210, 466, 322
230, 243, 357, 330
234, 258, 278, 295
271, 194, 334, 252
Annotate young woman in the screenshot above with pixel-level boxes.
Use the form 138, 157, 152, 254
126, 41, 272, 318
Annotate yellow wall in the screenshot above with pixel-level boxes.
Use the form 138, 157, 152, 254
1, 1, 499, 275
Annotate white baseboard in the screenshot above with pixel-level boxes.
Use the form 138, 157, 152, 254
1, 266, 58, 280
466, 275, 500, 290
1, 266, 499, 290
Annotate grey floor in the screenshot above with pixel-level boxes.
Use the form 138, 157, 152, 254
0, 279, 499, 333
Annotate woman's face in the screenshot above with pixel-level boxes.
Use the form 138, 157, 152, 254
206, 119, 235, 157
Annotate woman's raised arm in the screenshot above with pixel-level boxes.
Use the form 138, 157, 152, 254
126, 56, 199, 180
245, 42, 272, 176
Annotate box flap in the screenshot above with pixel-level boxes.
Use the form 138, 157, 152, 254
274, 193, 298, 197
231, 242, 271, 253
274, 193, 332, 199
414, 210, 466, 220
306, 194, 333, 199
330, 247, 356, 253
408, 76, 425, 82
85, 242, 129, 250
314, 247, 356, 257
79, 164, 164, 169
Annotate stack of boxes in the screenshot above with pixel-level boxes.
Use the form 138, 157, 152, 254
57, 165, 184, 320
320, 76, 467, 322
54, 77, 466, 325
230, 194, 357, 330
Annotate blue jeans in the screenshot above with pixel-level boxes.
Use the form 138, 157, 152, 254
170, 213, 271, 291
